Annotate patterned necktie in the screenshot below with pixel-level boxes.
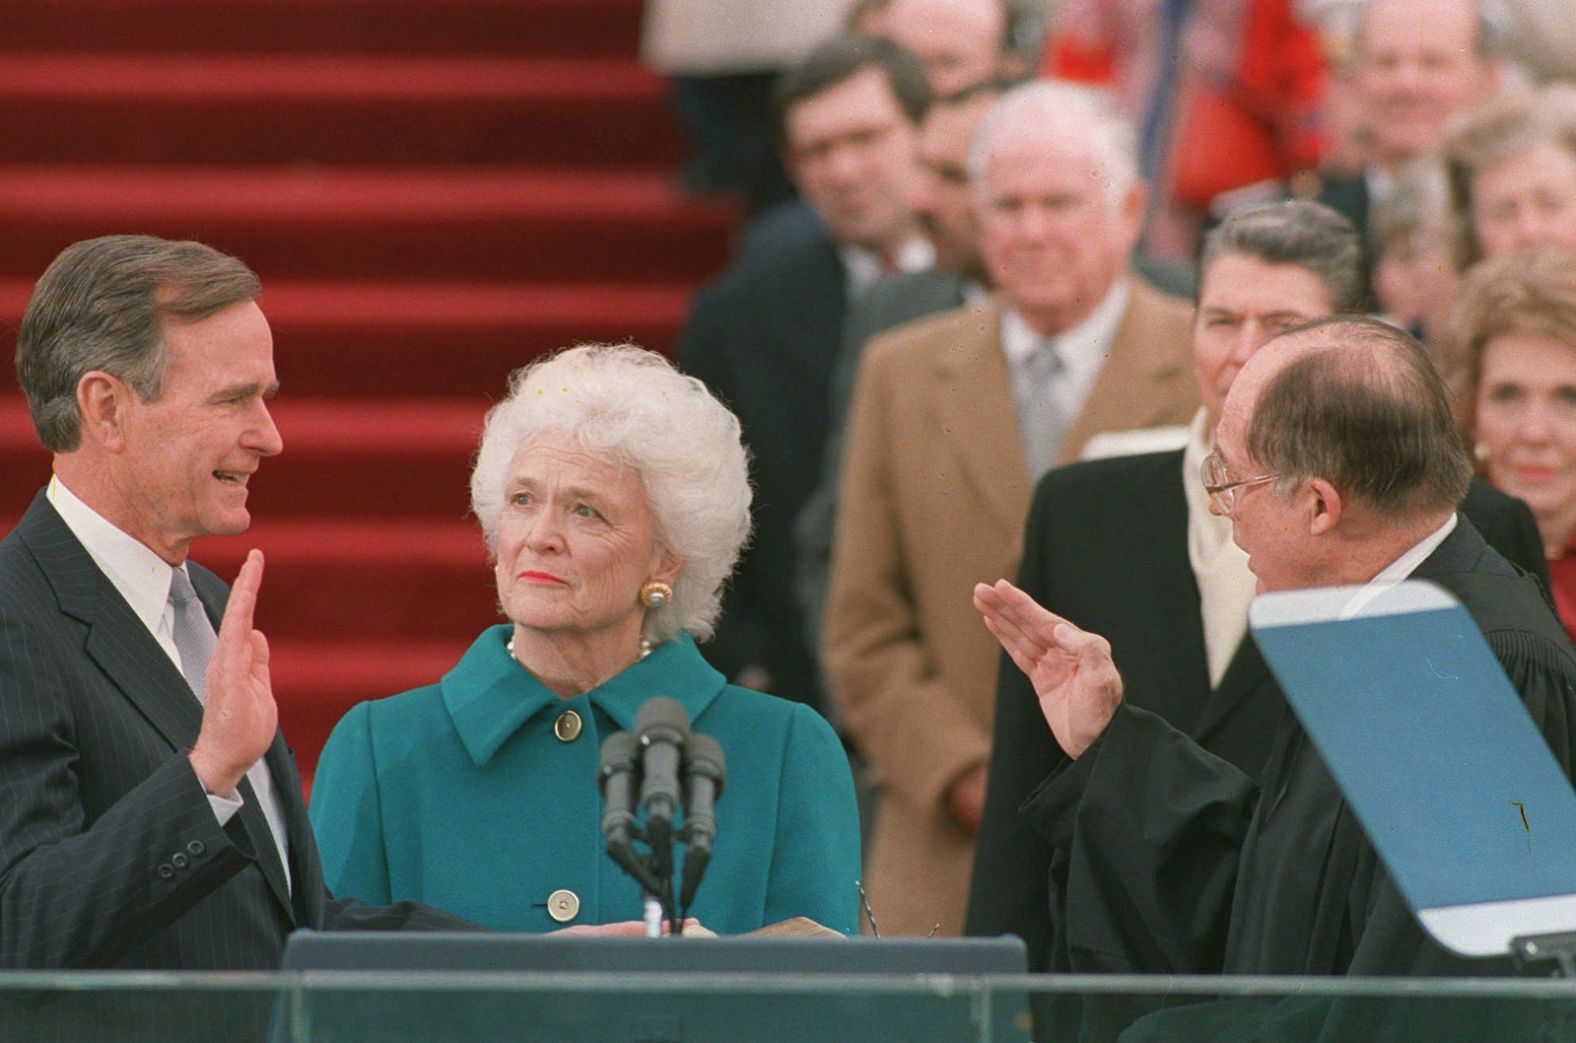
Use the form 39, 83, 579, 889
1018, 338, 1069, 479
169, 567, 216, 703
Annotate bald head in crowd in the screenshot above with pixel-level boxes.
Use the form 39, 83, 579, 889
1353, 0, 1499, 172
882, 0, 1009, 96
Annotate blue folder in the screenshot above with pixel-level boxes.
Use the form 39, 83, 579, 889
1249, 580, 1576, 957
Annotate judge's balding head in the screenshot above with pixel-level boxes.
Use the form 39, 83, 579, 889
1209, 317, 1470, 590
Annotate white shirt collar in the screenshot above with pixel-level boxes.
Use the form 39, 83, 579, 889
840, 236, 935, 300
1341, 513, 1459, 619
1000, 278, 1130, 371
47, 475, 183, 642
1000, 278, 1131, 425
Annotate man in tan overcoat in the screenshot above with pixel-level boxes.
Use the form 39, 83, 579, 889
823, 82, 1198, 936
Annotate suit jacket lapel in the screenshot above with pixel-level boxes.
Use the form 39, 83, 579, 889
22, 495, 206, 752
1056, 281, 1194, 466
933, 298, 1033, 534
1113, 455, 1217, 725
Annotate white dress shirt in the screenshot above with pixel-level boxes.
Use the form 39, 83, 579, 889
1341, 513, 1458, 620
841, 236, 935, 301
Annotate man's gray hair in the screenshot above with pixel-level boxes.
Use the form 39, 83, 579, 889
1200, 200, 1369, 313
15, 235, 261, 453
470, 343, 753, 646
966, 80, 1138, 208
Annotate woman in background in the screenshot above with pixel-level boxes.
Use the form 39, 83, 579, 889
1443, 85, 1576, 269
1447, 243, 1576, 640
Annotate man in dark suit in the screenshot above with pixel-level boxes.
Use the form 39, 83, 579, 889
0, 235, 472, 969
679, 34, 932, 713
793, 79, 1005, 654
973, 316, 1576, 1039
965, 202, 1549, 974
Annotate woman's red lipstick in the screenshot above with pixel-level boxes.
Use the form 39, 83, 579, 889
518, 570, 568, 585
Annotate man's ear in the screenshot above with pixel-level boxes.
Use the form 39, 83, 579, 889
1307, 477, 1343, 536
75, 371, 133, 452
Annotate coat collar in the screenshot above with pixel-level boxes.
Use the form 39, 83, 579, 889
17, 491, 206, 752
1054, 279, 1194, 466
442, 627, 728, 766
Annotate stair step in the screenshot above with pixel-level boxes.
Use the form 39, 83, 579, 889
0, 280, 691, 400
0, 0, 645, 58
0, 55, 682, 166
0, 511, 501, 641
191, 517, 501, 640
0, 167, 735, 282
268, 636, 477, 780
4, 396, 497, 522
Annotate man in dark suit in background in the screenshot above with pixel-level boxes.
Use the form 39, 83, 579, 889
0, 235, 471, 969
794, 78, 1005, 655
966, 202, 1548, 974
679, 34, 932, 714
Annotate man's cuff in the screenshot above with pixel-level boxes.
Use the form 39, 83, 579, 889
206, 790, 243, 826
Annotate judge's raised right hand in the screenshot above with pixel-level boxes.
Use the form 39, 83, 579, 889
973, 579, 1123, 759
188, 549, 278, 797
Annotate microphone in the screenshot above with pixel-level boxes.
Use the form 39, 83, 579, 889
679, 733, 726, 911
636, 697, 690, 878
599, 731, 651, 887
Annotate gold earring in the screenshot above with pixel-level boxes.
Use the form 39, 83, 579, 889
639, 581, 673, 610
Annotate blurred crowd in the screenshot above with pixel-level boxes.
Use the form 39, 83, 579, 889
642, 0, 1576, 941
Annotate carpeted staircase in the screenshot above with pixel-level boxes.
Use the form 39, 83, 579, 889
0, 0, 738, 785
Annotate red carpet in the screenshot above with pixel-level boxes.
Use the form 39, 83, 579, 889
0, 0, 738, 785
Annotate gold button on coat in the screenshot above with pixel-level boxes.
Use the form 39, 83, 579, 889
547, 889, 580, 923
554, 709, 582, 742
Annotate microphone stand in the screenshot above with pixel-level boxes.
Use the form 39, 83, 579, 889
600, 697, 726, 937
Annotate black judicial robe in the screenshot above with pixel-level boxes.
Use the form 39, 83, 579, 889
1021, 519, 1576, 1039
965, 450, 1548, 973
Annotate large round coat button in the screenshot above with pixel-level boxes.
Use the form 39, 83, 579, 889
547, 889, 581, 923
554, 710, 583, 743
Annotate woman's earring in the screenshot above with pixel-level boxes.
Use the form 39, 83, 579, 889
639, 581, 673, 610
1474, 441, 1490, 464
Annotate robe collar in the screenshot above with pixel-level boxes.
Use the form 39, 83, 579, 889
441, 626, 727, 766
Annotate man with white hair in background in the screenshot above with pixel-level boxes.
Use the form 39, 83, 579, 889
822, 81, 1197, 936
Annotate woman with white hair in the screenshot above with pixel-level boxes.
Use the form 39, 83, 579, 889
309, 344, 860, 934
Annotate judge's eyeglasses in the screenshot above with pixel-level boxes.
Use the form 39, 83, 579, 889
1200, 448, 1282, 517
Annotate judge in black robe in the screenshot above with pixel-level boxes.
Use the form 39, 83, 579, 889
1024, 517, 1576, 971
978, 318, 1576, 1041
965, 451, 1550, 975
